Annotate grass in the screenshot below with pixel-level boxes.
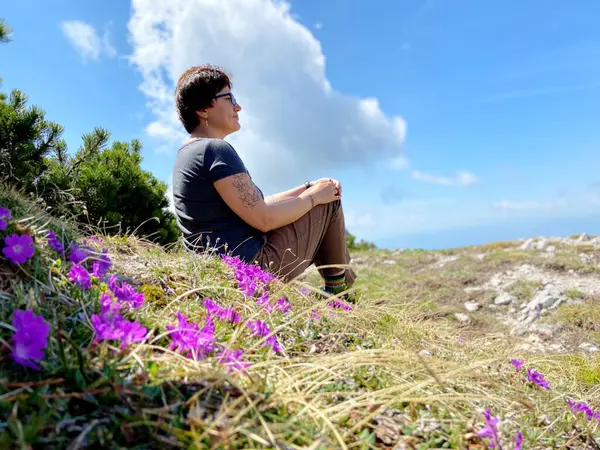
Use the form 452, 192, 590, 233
506, 280, 543, 302
1, 190, 600, 448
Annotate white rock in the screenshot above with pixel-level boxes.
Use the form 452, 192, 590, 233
545, 245, 556, 253
419, 350, 433, 357
535, 239, 548, 250
464, 287, 482, 294
350, 257, 365, 265
464, 301, 481, 312
382, 259, 397, 265
454, 313, 471, 324
494, 292, 515, 306
519, 238, 535, 250
579, 342, 599, 352
577, 232, 589, 242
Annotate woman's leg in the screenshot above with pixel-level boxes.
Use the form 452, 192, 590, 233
255, 200, 356, 285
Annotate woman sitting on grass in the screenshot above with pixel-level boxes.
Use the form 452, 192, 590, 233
171, 64, 356, 296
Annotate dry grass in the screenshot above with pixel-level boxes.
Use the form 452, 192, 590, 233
1, 192, 600, 448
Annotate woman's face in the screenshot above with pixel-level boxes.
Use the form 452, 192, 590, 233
205, 87, 242, 136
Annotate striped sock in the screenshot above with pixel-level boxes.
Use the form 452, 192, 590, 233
324, 272, 346, 294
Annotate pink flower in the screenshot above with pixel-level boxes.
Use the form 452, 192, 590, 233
10, 310, 50, 370
311, 310, 320, 320
477, 409, 501, 449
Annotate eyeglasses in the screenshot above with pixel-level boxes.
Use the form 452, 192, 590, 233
215, 92, 238, 106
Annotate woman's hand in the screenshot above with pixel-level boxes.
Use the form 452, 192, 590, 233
308, 178, 341, 205
311, 178, 342, 197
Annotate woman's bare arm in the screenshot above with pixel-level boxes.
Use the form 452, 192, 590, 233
214, 173, 315, 232
264, 184, 308, 205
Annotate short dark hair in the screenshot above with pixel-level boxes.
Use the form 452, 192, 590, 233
175, 65, 232, 133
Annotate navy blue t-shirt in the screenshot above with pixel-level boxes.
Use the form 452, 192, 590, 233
172, 138, 265, 262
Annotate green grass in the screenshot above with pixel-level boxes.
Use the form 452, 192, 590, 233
1, 190, 599, 448
506, 280, 543, 302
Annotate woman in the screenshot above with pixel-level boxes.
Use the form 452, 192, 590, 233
172, 65, 356, 295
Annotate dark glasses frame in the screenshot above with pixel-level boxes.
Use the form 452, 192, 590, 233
215, 92, 237, 106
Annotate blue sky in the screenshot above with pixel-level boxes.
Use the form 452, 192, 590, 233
2, 0, 600, 249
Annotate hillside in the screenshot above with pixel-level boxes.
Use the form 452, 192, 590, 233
0, 190, 599, 449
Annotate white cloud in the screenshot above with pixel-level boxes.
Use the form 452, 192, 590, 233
493, 200, 550, 212
390, 154, 409, 170
165, 183, 175, 213
61, 20, 116, 61
411, 170, 479, 186
127, 0, 406, 192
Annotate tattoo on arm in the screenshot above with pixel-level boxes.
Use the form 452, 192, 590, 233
231, 174, 261, 208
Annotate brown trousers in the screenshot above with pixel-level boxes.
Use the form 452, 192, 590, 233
253, 200, 357, 284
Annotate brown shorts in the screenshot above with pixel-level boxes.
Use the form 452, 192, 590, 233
252, 200, 357, 285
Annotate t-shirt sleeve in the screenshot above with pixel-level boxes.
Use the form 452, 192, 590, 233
205, 140, 248, 182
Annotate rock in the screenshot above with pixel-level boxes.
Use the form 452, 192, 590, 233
520, 309, 541, 326
382, 259, 397, 265
454, 313, 471, 324
527, 334, 543, 344
464, 287, 482, 294
494, 292, 515, 306
545, 245, 556, 253
418, 350, 433, 358
464, 301, 481, 312
548, 343, 567, 353
577, 232, 589, 242
350, 257, 366, 265
526, 285, 565, 311
579, 342, 599, 352
535, 239, 548, 250
529, 324, 557, 339
519, 238, 535, 250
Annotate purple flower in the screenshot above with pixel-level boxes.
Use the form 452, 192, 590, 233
47, 231, 65, 254
69, 264, 91, 290
247, 320, 282, 353
3, 233, 35, 264
247, 319, 271, 337
477, 409, 501, 449
327, 299, 353, 311
567, 399, 595, 420
0, 206, 11, 232
10, 310, 50, 370
166, 313, 214, 359
203, 298, 222, 316
218, 348, 250, 372
300, 287, 311, 296
91, 313, 125, 342
91, 249, 111, 277
311, 309, 320, 320
256, 292, 273, 313
118, 320, 147, 349
216, 308, 241, 324
221, 254, 275, 296
100, 292, 121, 316
276, 297, 292, 313
68, 243, 87, 264
510, 359, 524, 372
513, 432, 523, 450
526, 368, 550, 389
108, 276, 144, 309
